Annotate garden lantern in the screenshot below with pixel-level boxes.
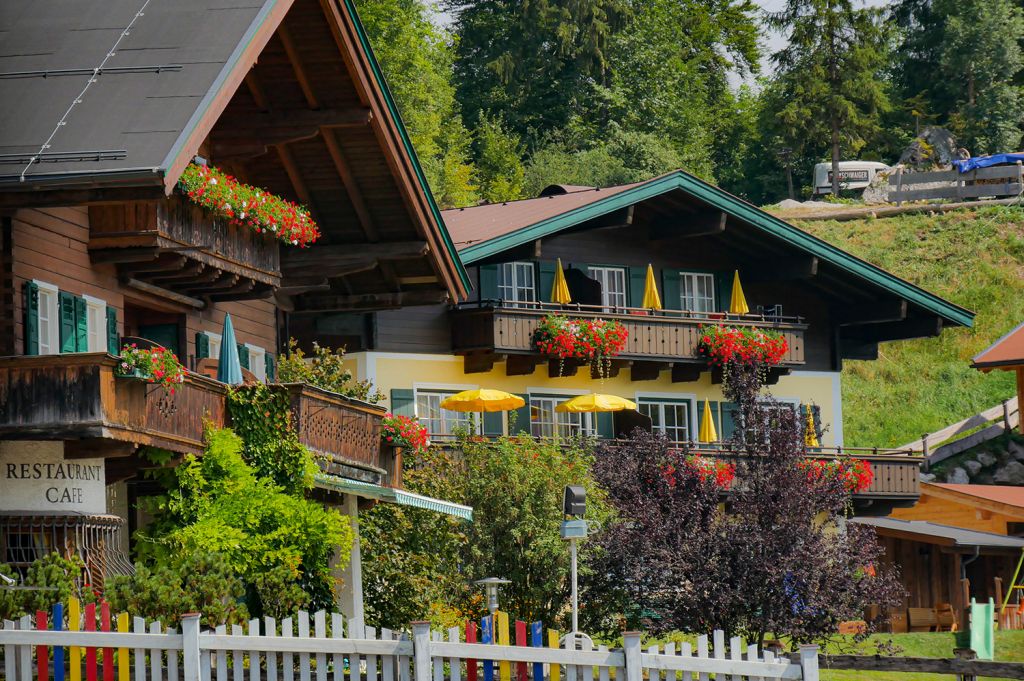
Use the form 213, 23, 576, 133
474, 577, 510, 614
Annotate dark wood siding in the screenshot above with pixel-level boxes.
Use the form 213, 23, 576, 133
374, 304, 452, 353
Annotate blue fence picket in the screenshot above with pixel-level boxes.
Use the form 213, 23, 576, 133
53, 603, 65, 681
529, 622, 543, 681
481, 616, 494, 681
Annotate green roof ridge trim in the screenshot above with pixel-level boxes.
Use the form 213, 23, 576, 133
458, 171, 974, 328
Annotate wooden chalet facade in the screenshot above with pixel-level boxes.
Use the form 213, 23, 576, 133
0, 0, 470, 618
324, 177, 975, 516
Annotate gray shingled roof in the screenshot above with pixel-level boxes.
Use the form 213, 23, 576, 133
853, 517, 1024, 550
0, 0, 274, 187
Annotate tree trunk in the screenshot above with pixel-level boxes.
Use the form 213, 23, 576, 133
831, 119, 841, 196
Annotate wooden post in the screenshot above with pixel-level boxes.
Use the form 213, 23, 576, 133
623, 632, 642, 681
181, 613, 201, 681
413, 622, 432, 681
961, 579, 972, 633
954, 647, 977, 681
1016, 369, 1024, 435
994, 578, 1005, 629
799, 645, 820, 681
1003, 400, 1012, 432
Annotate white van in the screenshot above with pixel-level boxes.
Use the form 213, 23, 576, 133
813, 161, 890, 195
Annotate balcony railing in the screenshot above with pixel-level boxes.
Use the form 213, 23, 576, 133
88, 195, 280, 304
451, 301, 806, 377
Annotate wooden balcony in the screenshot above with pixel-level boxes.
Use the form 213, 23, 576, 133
451, 302, 806, 381
0, 353, 227, 457
282, 383, 393, 486
88, 195, 280, 306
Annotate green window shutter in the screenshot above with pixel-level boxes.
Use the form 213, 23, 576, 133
715, 272, 732, 313
508, 394, 531, 435
720, 401, 740, 440
265, 353, 276, 382
537, 261, 556, 304
482, 411, 503, 437
106, 307, 119, 355
58, 291, 77, 354
390, 388, 415, 417
628, 267, 647, 308
237, 343, 250, 370
698, 400, 721, 441
479, 264, 499, 301
23, 282, 39, 355
596, 412, 614, 439
195, 332, 210, 360
74, 295, 88, 352
662, 270, 681, 310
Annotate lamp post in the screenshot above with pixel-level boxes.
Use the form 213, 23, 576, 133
474, 577, 510, 615
561, 485, 588, 640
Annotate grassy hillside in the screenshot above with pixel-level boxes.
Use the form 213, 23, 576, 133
792, 206, 1024, 448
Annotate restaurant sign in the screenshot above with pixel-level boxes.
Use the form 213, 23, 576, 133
0, 442, 106, 513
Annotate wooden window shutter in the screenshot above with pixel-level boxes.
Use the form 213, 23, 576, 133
720, 401, 740, 440
74, 295, 88, 352
628, 267, 647, 308
195, 332, 210, 360
237, 343, 250, 370
478, 264, 499, 301
265, 353, 276, 382
23, 281, 39, 355
698, 399, 721, 440
661, 270, 681, 310
596, 412, 614, 439
390, 388, 415, 417
715, 272, 732, 312
537, 261, 556, 304
508, 394, 531, 435
58, 291, 77, 353
482, 411, 503, 437
106, 306, 119, 355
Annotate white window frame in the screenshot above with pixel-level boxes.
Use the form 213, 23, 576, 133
588, 266, 628, 310
203, 331, 222, 360
246, 343, 267, 381
637, 397, 695, 443
34, 280, 59, 356
497, 261, 537, 306
83, 295, 107, 353
414, 388, 481, 439
528, 392, 596, 439
679, 272, 716, 314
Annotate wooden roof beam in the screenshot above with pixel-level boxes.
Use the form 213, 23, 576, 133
281, 241, 427, 273
844, 316, 943, 343
744, 256, 819, 283
278, 24, 320, 110
835, 299, 908, 326
648, 210, 726, 241
323, 128, 379, 241
244, 71, 270, 111
275, 143, 321, 222
216, 108, 372, 132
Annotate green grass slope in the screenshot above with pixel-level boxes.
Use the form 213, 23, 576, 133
794, 206, 1024, 448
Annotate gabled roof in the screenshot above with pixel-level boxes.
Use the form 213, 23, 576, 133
853, 517, 1024, 551
442, 171, 973, 328
972, 321, 1024, 370
0, 0, 469, 299
923, 483, 1024, 518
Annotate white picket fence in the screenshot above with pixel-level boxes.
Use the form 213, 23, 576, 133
0, 610, 819, 681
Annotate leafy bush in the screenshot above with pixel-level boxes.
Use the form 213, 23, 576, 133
277, 339, 381, 403
0, 553, 93, 621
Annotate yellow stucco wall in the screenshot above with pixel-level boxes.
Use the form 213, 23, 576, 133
345, 352, 844, 445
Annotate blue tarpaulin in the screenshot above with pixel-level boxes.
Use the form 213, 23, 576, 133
953, 153, 1024, 173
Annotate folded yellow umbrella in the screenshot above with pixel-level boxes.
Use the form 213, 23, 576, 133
440, 389, 525, 412
641, 264, 662, 309
555, 393, 637, 413
698, 398, 718, 443
804, 405, 820, 447
551, 258, 572, 304
729, 269, 749, 315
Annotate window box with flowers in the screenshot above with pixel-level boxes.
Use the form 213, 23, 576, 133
695, 325, 789, 367
381, 413, 430, 455
661, 453, 736, 490
798, 458, 874, 494
532, 314, 628, 378
115, 343, 187, 395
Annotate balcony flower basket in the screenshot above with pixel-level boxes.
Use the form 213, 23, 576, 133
695, 325, 789, 367
177, 163, 321, 247
798, 458, 874, 494
662, 454, 736, 490
532, 314, 628, 378
116, 343, 186, 395
381, 413, 430, 454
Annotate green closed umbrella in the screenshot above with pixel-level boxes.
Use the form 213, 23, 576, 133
217, 313, 243, 385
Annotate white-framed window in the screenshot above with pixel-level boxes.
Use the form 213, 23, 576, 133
529, 394, 596, 439
497, 261, 536, 305
34, 280, 59, 356
204, 331, 222, 360
416, 390, 480, 439
638, 399, 693, 442
246, 343, 267, 381
588, 266, 628, 309
83, 295, 107, 353
680, 272, 716, 313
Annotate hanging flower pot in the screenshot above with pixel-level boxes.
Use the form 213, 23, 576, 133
532, 314, 628, 378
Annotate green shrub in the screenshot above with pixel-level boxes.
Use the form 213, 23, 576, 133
0, 553, 92, 621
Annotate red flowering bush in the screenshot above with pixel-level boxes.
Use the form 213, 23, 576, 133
662, 454, 736, 489
798, 458, 874, 493
381, 414, 430, 454
533, 314, 628, 377
696, 325, 788, 367
177, 163, 320, 247
116, 343, 186, 394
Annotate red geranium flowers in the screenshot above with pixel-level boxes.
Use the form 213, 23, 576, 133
696, 325, 788, 367
381, 413, 430, 454
798, 458, 874, 493
533, 315, 628, 367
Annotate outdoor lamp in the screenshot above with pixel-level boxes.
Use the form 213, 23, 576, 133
474, 577, 510, 614
563, 485, 586, 517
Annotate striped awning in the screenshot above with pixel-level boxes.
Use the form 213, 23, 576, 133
314, 474, 473, 521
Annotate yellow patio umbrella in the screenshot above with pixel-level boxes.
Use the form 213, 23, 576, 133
641, 264, 662, 310
555, 393, 637, 413
804, 405, 820, 447
440, 389, 525, 412
550, 258, 572, 304
698, 398, 719, 443
729, 270, 749, 315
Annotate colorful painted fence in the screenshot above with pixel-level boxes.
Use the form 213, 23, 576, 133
0, 602, 820, 681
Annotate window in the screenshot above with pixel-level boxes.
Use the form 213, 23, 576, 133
639, 399, 693, 442
529, 395, 595, 439
497, 262, 536, 305
588, 266, 628, 309
35, 281, 59, 356
84, 295, 106, 353
204, 331, 222, 360
246, 344, 267, 381
680, 272, 716, 313
416, 390, 479, 439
